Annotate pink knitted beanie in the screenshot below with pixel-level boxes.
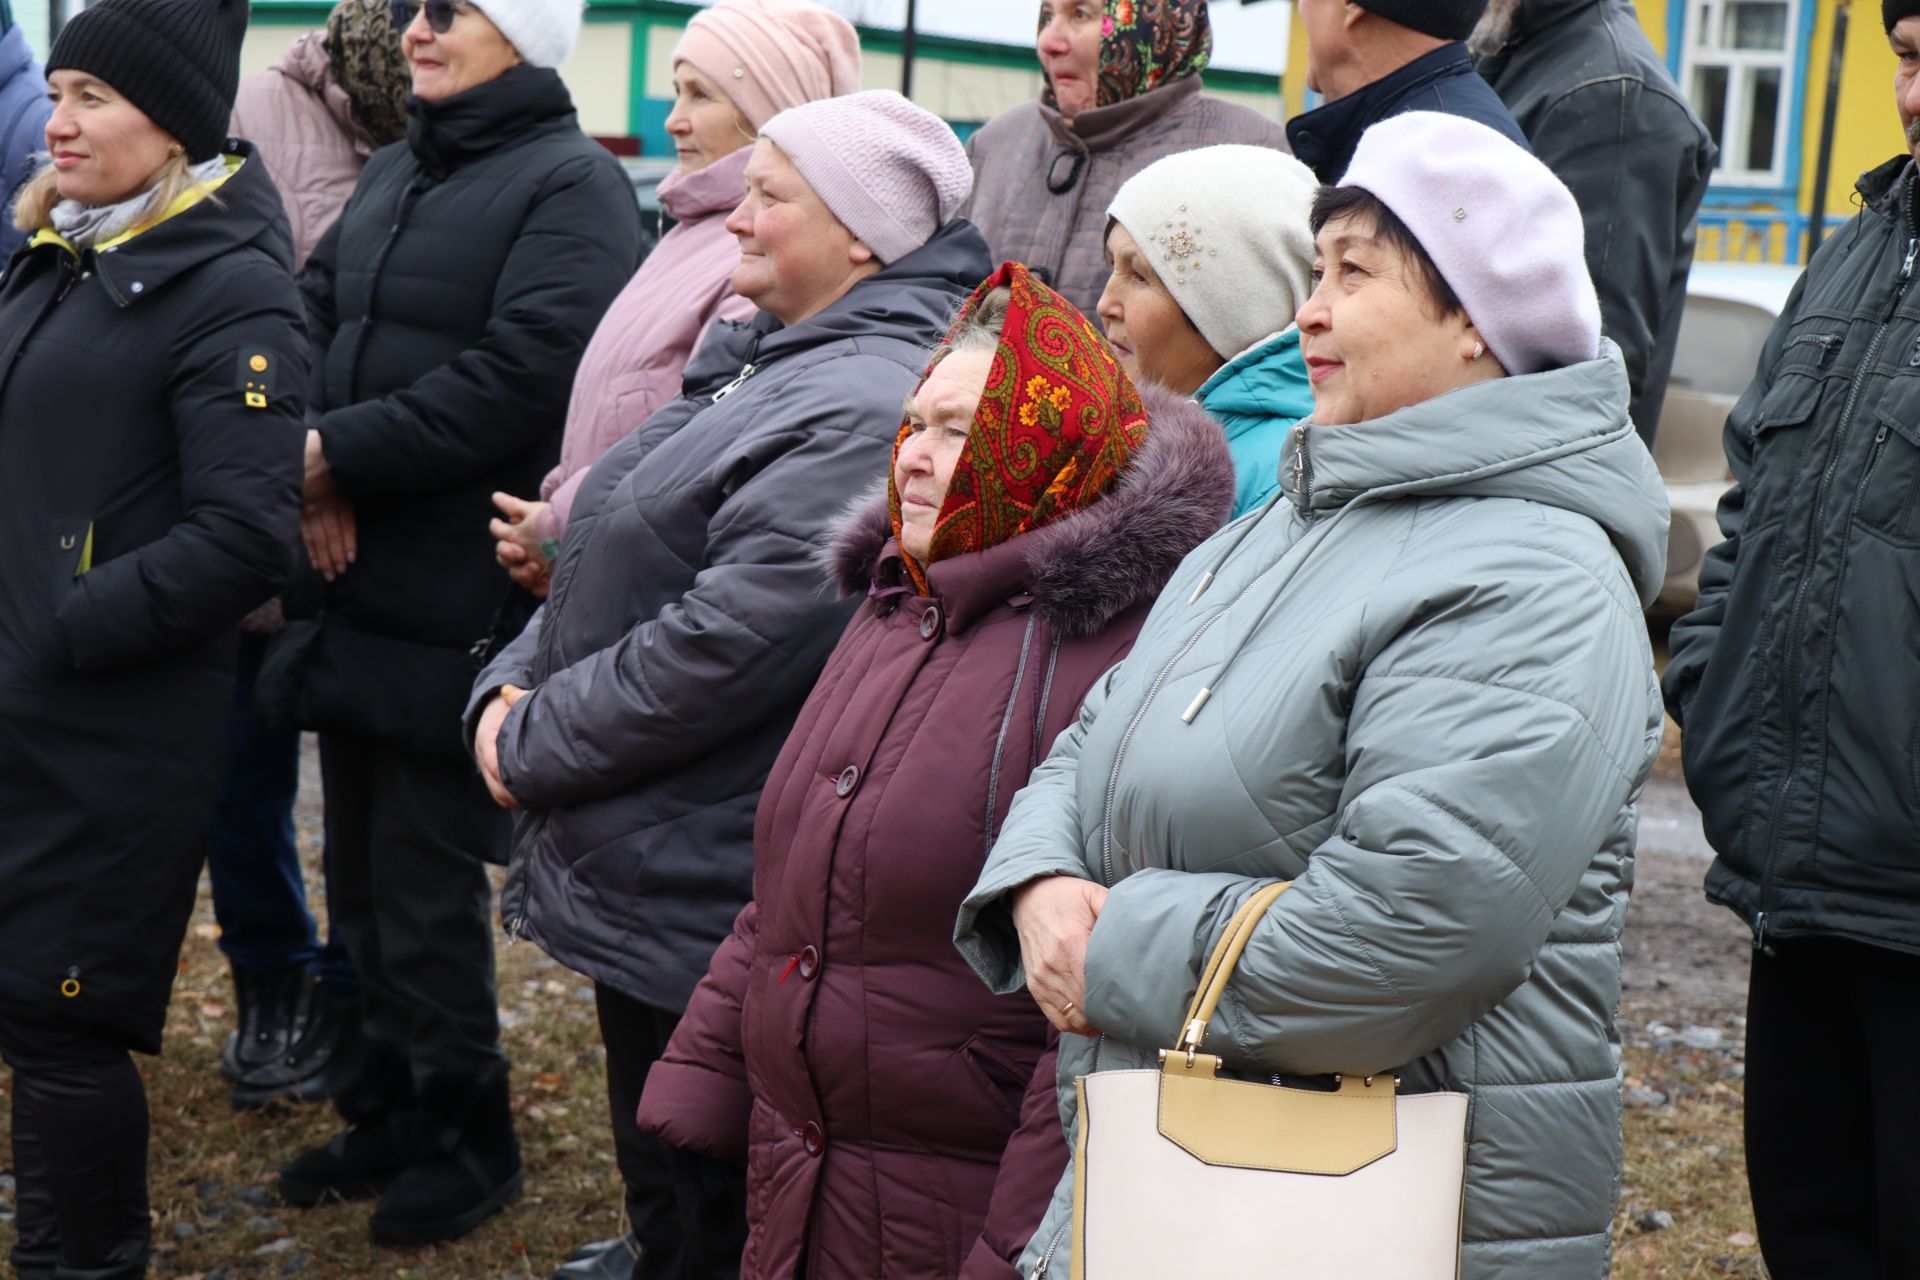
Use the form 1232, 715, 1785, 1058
672, 0, 861, 131
1338, 111, 1601, 376
760, 90, 973, 265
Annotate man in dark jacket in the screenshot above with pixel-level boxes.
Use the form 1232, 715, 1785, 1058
1474, 0, 1713, 445
1286, 0, 1526, 183
1663, 8, 1920, 1272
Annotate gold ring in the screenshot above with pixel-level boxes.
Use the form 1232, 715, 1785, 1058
1062, 1001, 1076, 1015
60, 978, 80, 998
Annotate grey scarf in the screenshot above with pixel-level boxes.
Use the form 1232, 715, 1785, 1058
50, 155, 228, 250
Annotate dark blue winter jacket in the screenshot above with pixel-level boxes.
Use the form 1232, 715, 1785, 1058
0, 24, 51, 262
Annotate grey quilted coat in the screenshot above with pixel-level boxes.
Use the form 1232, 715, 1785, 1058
956, 342, 1669, 1279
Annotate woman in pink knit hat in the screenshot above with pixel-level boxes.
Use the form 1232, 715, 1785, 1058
489, 0, 860, 605
484, 4, 857, 1278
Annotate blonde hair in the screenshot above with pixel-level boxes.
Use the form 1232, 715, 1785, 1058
11, 150, 221, 236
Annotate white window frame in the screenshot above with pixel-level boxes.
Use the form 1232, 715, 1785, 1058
1679, 0, 1800, 188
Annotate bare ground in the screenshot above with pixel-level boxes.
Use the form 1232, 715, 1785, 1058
0, 707, 1764, 1277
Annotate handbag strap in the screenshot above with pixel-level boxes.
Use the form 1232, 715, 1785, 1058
1174, 880, 1292, 1055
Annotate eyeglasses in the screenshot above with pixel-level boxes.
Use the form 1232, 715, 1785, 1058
390, 0, 467, 33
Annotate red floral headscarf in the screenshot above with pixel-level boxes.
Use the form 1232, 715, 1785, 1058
889, 262, 1149, 594
1040, 0, 1214, 112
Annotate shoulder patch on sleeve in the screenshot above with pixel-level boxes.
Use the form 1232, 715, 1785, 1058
236, 348, 279, 408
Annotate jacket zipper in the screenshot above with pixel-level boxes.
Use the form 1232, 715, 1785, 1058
711, 361, 756, 401
1031, 1221, 1069, 1277
1752, 228, 1918, 952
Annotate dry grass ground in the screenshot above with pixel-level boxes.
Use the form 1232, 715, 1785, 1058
0, 724, 1766, 1278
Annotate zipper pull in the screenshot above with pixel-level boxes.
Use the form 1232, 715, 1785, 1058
1902, 238, 1917, 281
712, 362, 756, 401
1752, 910, 1770, 954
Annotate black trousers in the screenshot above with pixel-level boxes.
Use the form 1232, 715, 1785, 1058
320, 732, 508, 1094
1745, 936, 1920, 1279
596, 984, 747, 1280
0, 1010, 150, 1279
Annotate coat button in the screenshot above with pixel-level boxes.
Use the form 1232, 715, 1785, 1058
919, 606, 942, 640
834, 764, 860, 797
801, 1120, 824, 1156
797, 944, 820, 980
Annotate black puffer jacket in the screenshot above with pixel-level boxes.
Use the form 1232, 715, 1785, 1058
1665, 157, 1920, 953
1475, 0, 1714, 443
289, 66, 641, 756
466, 221, 993, 1012
0, 147, 305, 1050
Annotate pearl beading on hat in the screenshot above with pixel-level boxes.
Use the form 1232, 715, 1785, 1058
1148, 203, 1219, 275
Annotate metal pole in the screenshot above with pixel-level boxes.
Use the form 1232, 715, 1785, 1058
901, 0, 918, 98
1807, 0, 1851, 262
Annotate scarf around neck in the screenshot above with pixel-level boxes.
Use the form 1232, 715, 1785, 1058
889, 261, 1149, 595
50, 155, 229, 250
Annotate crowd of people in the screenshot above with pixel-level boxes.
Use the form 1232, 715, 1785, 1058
0, 0, 1915, 1276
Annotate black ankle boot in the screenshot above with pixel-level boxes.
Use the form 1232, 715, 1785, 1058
278, 1048, 415, 1207
221, 964, 315, 1085
369, 1069, 523, 1244
232, 987, 359, 1109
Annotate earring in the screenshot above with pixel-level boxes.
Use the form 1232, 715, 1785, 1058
1471, 341, 1485, 361
168, 143, 184, 158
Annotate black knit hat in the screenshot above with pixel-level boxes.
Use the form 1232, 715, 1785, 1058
1889, 1, 1920, 32
48, 0, 249, 162
1356, 0, 1491, 40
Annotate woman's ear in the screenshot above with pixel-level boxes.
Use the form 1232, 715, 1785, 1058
848, 239, 875, 266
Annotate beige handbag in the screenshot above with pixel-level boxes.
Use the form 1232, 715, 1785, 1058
1066, 881, 1470, 1279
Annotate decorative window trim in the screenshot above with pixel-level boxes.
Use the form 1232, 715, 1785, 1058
1676, 0, 1803, 189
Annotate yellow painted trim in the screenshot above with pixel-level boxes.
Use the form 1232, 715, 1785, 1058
76, 522, 93, 577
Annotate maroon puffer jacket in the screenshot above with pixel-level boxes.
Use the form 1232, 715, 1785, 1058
637, 384, 1233, 1279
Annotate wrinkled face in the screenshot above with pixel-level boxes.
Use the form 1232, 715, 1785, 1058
403, 1, 522, 101
1295, 0, 1357, 98
665, 62, 753, 175
1037, 0, 1103, 118
725, 138, 873, 326
44, 71, 178, 208
895, 347, 993, 564
1097, 221, 1223, 395
1896, 18, 1920, 164
1296, 211, 1490, 426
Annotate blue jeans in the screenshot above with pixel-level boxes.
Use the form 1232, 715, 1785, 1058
206, 632, 355, 994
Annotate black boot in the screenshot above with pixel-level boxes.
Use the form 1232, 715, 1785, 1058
232, 987, 360, 1109
554, 1234, 641, 1280
369, 1069, 524, 1244
220, 964, 315, 1085
278, 1047, 415, 1207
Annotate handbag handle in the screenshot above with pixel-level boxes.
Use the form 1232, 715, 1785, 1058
1174, 880, 1292, 1058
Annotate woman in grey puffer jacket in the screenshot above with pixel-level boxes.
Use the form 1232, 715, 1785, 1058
956, 113, 1670, 1280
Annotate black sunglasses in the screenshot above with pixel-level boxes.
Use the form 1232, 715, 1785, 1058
390, 0, 464, 33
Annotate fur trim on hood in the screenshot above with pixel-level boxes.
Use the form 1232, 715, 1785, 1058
822, 380, 1236, 638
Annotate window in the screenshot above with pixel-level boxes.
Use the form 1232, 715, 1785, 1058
1681, 0, 1797, 187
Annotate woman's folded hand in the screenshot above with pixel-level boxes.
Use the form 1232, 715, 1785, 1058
1011, 875, 1108, 1036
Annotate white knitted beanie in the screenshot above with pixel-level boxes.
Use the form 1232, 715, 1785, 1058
759, 90, 972, 265
1108, 145, 1319, 361
468, 0, 580, 67
1338, 111, 1601, 375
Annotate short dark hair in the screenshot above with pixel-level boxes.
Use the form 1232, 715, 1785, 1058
1308, 186, 1465, 321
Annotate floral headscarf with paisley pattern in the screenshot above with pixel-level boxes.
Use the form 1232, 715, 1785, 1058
1040, 0, 1213, 112
889, 261, 1149, 594
326, 0, 412, 148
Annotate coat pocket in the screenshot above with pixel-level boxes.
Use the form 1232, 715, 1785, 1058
956, 1033, 1034, 1130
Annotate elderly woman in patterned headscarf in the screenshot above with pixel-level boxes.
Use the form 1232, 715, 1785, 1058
956, 0, 1291, 315
634, 261, 1235, 1279
230, 0, 410, 266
